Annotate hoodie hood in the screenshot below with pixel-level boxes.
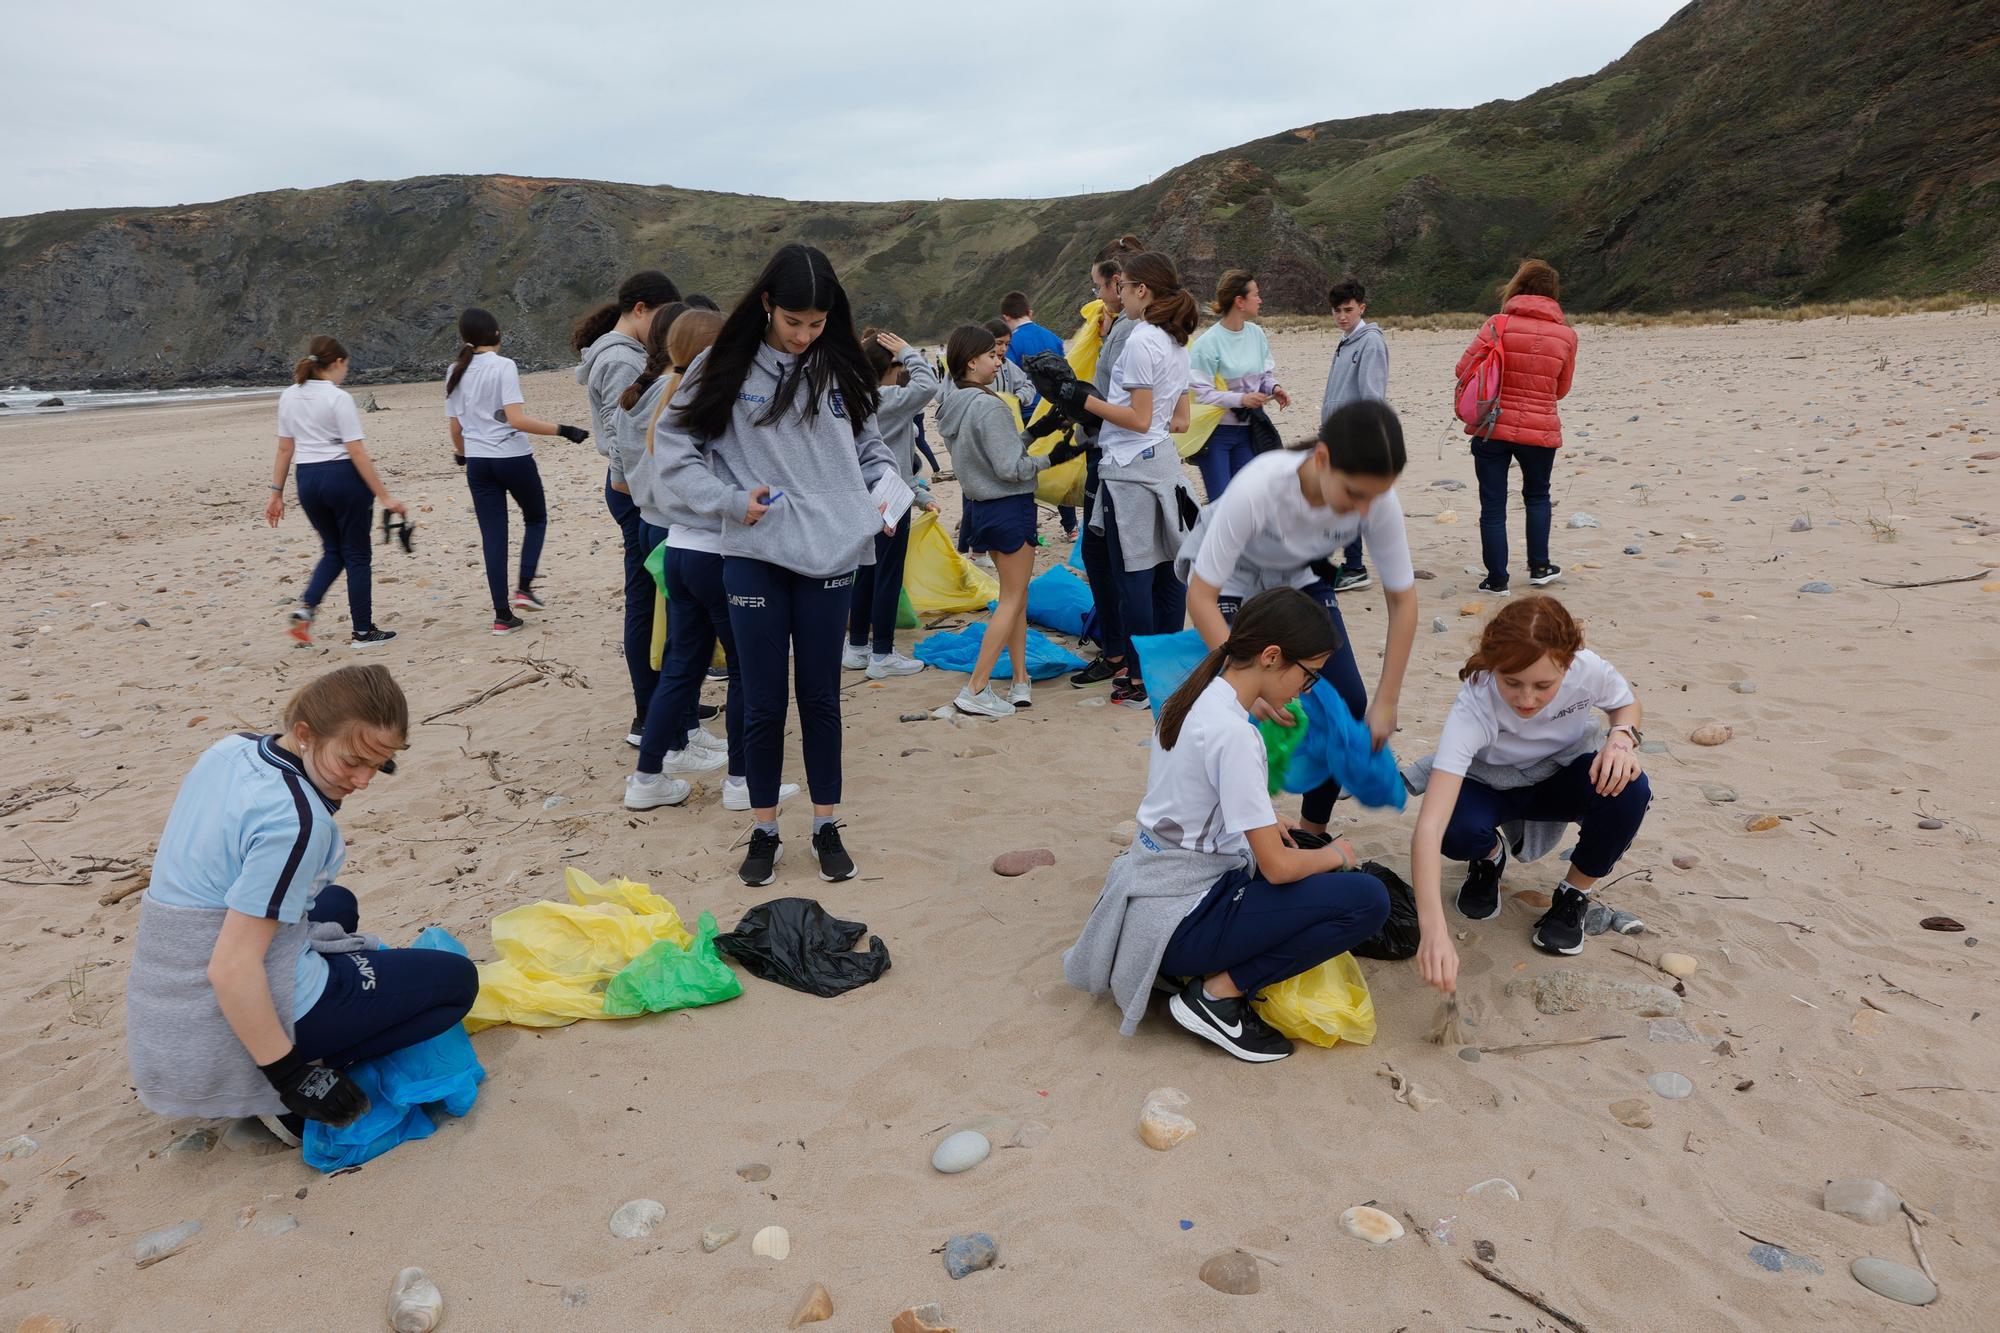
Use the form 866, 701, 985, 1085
1337, 321, 1385, 353
935, 380, 1002, 436
576, 330, 646, 385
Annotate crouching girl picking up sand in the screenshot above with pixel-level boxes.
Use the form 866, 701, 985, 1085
1063, 589, 1390, 1063
126, 666, 478, 1146
1407, 596, 1649, 988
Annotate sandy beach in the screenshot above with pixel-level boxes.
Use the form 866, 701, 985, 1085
3, 309, 1996, 1330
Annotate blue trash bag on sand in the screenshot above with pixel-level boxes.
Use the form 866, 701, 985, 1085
990, 565, 1095, 639
914, 623, 1086, 680
1129, 630, 1405, 811
303, 926, 486, 1172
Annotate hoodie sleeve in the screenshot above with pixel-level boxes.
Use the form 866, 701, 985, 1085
650, 358, 755, 523
973, 395, 1050, 485
1358, 332, 1389, 402
590, 354, 643, 475
876, 346, 940, 420
852, 408, 896, 488
1188, 333, 1244, 409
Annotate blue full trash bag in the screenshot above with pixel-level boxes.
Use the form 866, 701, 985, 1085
302, 927, 486, 1172
914, 623, 1086, 680
990, 565, 1096, 639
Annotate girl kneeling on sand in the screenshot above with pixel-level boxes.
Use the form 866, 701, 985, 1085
126, 666, 478, 1146
1407, 595, 1649, 989
1063, 589, 1391, 1063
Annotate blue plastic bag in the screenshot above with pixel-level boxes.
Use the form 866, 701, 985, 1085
990, 565, 1096, 638
914, 623, 1086, 680
302, 927, 486, 1172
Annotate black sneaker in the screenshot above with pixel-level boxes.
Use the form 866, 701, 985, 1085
1476, 576, 1511, 596
1110, 678, 1150, 709
739, 828, 783, 886
349, 627, 398, 648
491, 613, 526, 636
810, 821, 857, 882
1167, 979, 1294, 1063
625, 718, 645, 748
512, 586, 546, 612
1528, 563, 1563, 587
1330, 566, 1372, 593
1070, 655, 1121, 687
1456, 842, 1506, 920
696, 702, 722, 721
706, 665, 729, 681
1533, 884, 1589, 956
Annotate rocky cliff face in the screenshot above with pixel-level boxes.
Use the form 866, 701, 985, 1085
3, 0, 1994, 387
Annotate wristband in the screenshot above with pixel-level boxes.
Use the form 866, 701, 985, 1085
268, 484, 284, 492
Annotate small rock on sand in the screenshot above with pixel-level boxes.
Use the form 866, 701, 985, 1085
609, 1199, 666, 1239
789, 1280, 834, 1327
388, 1267, 444, 1332
1916, 818, 1944, 830
942, 1233, 997, 1279
752, 1226, 792, 1261
1567, 513, 1600, 528
701, 1225, 739, 1252
1198, 1251, 1261, 1294
891, 1303, 954, 1333
1700, 784, 1737, 803
1689, 723, 1733, 746
133, 1219, 202, 1267
1648, 1072, 1693, 1100
1799, 580, 1835, 594
1339, 1206, 1404, 1244
1658, 952, 1699, 978
1110, 820, 1136, 846
1459, 602, 1483, 616
1790, 516, 1812, 531
1431, 617, 1448, 633
1609, 1098, 1654, 1128
931, 1130, 991, 1174
991, 848, 1055, 877
1671, 854, 1700, 870
737, 1162, 771, 1182
1744, 814, 1781, 832
1730, 680, 1757, 694
1850, 1256, 1937, 1306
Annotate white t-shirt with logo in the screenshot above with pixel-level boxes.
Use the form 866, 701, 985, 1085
1190, 448, 1415, 597
1136, 677, 1275, 856
276, 378, 364, 465
1097, 321, 1190, 467
1433, 649, 1635, 776
445, 352, 532, 458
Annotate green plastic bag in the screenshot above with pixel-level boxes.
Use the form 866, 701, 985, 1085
1256, 702, 1309, 795
896, 587, 917, 630
643, 538, 669, 597
602, 911, 743, 1017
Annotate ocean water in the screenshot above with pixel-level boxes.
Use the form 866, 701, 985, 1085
0, 384, 285, 415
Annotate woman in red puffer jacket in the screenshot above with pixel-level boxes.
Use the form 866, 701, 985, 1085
1455, 259, 1577, 594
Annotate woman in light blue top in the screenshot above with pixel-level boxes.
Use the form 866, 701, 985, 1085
1187, 269, 1291, 502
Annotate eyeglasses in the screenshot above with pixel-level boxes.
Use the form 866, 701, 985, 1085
1294, 661, 1322, 693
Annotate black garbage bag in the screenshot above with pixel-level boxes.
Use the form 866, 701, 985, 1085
715, 897, 891, 997
1242, 404, 1283, 456
1352, 861, 1421, 961
1020, 351, 1101, 441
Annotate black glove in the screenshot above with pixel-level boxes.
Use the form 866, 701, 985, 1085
556, 424, 590, 444
1046, 437, 1086, 466
258, 1047, 370, 1127
1175, 485, 1202, 531
1050, 377, 1095, 421
453, 454, 466, 467
1022, 412, 1071, 443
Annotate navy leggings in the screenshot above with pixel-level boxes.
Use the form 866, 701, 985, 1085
1098, 484, 1186, 679
1193, 423, 1256, 504
1078, 450, 1126, 657
1341, 537, 1365, 572
848, 514, 912, 656
1471, 436, 1555, 585
606, 473, 659, 728
1442, 754, 1651, 878
296, 460, 374, 631
640, 538, 744, 776
291, 887, 479, 1070
1163, 866, 1390, 997
465, 455, 547, 620
1219, 581, 1367, 825
724, 557, 850, 808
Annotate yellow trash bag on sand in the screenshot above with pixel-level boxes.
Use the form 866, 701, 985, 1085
1251, 952, 1377, 1048
902, 510, 998, 615
464, 868, 696, 1032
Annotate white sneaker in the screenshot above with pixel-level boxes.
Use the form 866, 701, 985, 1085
686, 726, 727, 754
660, 745, 727, 774
624, 772, 691, 810
954, 685, 1016, 718
1009, 678, 1033, 709
841, 644, 869, 671
866, 651, 927, 679
722, 777, 800, 812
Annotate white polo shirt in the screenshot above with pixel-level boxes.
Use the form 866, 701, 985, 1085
445, 352, 532, 458
1434, 649, 1636, 776
1136, 678, 1275, 856
277, 378, 365, 465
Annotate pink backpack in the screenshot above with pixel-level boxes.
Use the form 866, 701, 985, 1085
1455, 315, 1508, 434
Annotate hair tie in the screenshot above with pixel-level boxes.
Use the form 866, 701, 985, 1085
305, 353, 320, 365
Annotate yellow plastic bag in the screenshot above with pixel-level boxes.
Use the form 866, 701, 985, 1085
902, 510, 998, 614
649, 588, 667, 671
1251, 952, 1377, 1048
464, 868, 697, 1032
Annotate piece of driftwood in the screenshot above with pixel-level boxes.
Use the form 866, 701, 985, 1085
1463, 1258, 1590, 1332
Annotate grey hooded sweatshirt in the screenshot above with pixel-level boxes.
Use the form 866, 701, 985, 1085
577, 330, 648, 484
615, 375, 679, 529
1319, 321, 1389, 422
875, 345, 940, 487
649, 344, 896, 578
935, 382, 1051, 501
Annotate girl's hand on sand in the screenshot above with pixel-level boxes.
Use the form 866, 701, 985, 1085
1590, 741, 1642, 796
1365, 699, 1397, 750
1417, 931, 1459, 993
873, 331, 908, 356
744, 486, 773, 525
264, 493, 285, 527
1251, 698, 1299, 726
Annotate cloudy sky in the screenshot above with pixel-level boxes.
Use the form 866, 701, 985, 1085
4, 1, 1687, 217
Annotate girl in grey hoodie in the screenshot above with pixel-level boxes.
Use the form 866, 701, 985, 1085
843, 328, 940, 679
650, 244, 897, 888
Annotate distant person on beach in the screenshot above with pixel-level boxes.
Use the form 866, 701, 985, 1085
998, 290, 1065, 366
843, 328, 940, 681
268, 336, 405, 649
126, 666, 477, 1147
444, 307, 592, 636
1457, 259, 1577, 595
1063, 587, 1390, 1062
1188, 268, 1291, 502
1179, 400, 1419, 843
1406, 596, 1649, 982
573, 271, 682, 744
650, 244, 899, 887
1319, 277, 1389, 593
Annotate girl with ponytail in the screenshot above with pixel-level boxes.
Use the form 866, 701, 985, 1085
1062, 587, 1390, 1061
268, 336, 404, 648
444, 308, 592, 636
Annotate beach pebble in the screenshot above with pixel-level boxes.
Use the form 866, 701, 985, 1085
1463, 1178, 1520, 1202
14, 1316, 72, 1333
891, 1303, 952, 1333
1434, 510, 1458, 524
752, 1226, 792, 1261
1648, 1018, 1709, 1044
1339, 1205, 1404, 1244
1431, 617, 1448, 633
1916, 818, 1944, 830
1919, 916, 1965, 932
1110, 820, 1136, 846
388, 1267, 444, 1333
701, 1224, 739, 1253
931, 1130, 991, 1174
991, 848, 1055, 877
1648, 1072, 1694, 1100
222, 1116, 291, 1155
1689, 723, 1733, 746
1567, 513, 1600, 528
1459, 602, 1483, 616
1413, 568, 1437, 580
1850, 1257, 1938, 1306
1609, 1098, 1654, 1129
1138, 1087, 1197, 1151
1730, 680, 1757, 694
1822, 1178, 1902, 1226
0, 1135, 39, 1162
609, 1199, 666, 1239
737, 1162, 771, 1182
1624, 545, 1643, 555
1744, 814, 1781, 832
133, 1219, 202, 1267
1458, 1047, 1482, 1062
1798, 581, 1835, 594
1658, 952, 1699, 978
164, 1128, 216, 1157
899, 712, 929, 723
789, 1280, 834, 1327
942, 1232, 997, 1279
1700, 784, 1737, 803
1430, 478, 1466, 490
1198, 1250, 1261, 1295
1671, 854, 1700, 870
1790, 516, 1812, 531
1507, 969, 1681, 1017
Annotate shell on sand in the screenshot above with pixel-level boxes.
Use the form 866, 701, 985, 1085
1340, 1205, 1405, 1244
388, 1267, 444, 1333
752, 1225, 792, 1261
1658, 952, 1699, 978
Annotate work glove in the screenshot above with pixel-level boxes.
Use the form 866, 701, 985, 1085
258, 1047, 371, 1127
555, 424, 590, 444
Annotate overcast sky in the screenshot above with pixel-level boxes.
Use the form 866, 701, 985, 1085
3, 1, 1687, 218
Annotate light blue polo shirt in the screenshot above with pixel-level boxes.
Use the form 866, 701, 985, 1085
144, 734, 345, 1018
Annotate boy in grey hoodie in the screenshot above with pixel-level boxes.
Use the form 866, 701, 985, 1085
1319, 278, 1389, 590
580, 325, 661, 738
